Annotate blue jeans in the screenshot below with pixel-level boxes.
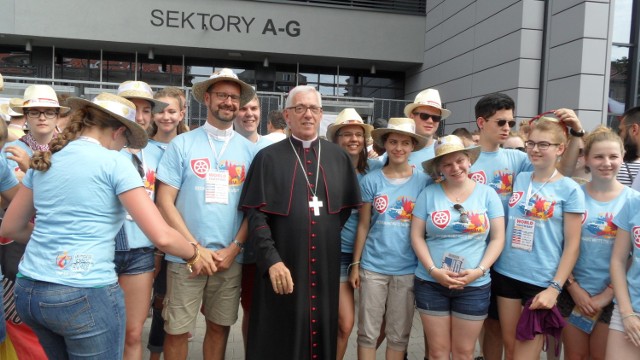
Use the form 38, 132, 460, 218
14, 278, 125, 359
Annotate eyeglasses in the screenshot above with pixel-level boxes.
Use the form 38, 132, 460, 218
491, 119, 516, 128
337, 132, 364, 139
524, 140, 560, 151
209, 92, 241, 102
412, 112, 442, 122
26, 109, 58, 119
453, 204, 469, 223
287, 105, 322, 115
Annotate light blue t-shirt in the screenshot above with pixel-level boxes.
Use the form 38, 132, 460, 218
0, 156, 18, 191
119, 144, 165, 249
360, 168, 428, 275
494, 172, 585, 287
18, 139, 143, 287
147, 138, 170, 152
469, 148, 532, 215
574, 185, 635, 296
2, 139, 32, 172
613, 192, 640, 312
413, 182, 503, 286
340, 159, 383, 254
156, 127, 255, 263
255, 135, 274, 151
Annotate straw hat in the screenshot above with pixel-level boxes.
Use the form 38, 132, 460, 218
6, 98, 23, 117
403, 88, 451, 119
370, 117, 427, 151
325, 108, 374, 142
0, 73, 3, 92
191, 68, 255, 106
13, 85, 70, 113
421, 135, 481, 177
66, 93, 148, 149
117, 81, 168, 112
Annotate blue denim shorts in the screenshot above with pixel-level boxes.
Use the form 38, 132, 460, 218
114, 247, 155, 275
339, 252, 353, 282
14, 278, 125, 359
414, 277, 491, 320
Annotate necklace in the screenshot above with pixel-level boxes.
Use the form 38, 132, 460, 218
443, 180, 472, 202
289, 138, 323, 216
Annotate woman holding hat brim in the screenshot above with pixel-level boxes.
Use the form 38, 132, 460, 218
114, 80, 171, 360
327, 108, 381, 359
0, 93, 213, 359
410, 135, 505, 360
349, 117, 428, 360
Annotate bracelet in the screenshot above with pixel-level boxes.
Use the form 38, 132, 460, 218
185, 243, 200, 273
477, 265, 488, 276
347, 261, 360, 272
565, 277, 575, 289
427, 265, 437, 275
232, 239, 244, 253
549, 280, 563, 293
622, 313, 639, 321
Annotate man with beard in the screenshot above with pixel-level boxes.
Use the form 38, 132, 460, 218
156, 68, 256, 360
617, 107, 640, 187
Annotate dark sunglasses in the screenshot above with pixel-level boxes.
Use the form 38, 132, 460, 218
413, 112, 442, 122
493, 119, 516, 128
453, 204, 469, 223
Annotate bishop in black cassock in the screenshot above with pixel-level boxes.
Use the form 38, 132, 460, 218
239, 135, 361, 360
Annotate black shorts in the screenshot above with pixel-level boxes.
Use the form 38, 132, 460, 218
492, 271, 546, 305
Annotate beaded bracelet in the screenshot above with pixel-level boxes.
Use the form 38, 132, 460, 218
549, 280, 563, 293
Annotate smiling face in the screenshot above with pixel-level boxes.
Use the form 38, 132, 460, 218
130, 98, 153, 130
437, 151, 471, 183
384, 132, 415, 165
526, 129, 565, 170
234, 97, 261, 137
409, 105, 441, 137
336, 124, 366, 158
585, 140, 623, 181
203, 81, 241, 128
284, 90, 322, 141
153, 96, 184, 136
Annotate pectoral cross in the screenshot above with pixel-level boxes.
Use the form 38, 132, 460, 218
309, 196, 323, 216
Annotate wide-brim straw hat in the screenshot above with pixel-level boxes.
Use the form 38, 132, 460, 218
117, 81, 168, 113
14, 85, 71, 113
403, 88, 451, 119
66, 93, 148, 149
191, 68, 255, 106
422, 135, 481, 178
0, 73, 3, 92
326, 108, 374, 142
371, 117, 427, 151
7, 98, 23, 116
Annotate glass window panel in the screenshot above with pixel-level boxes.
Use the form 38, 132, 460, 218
0, 49, 36, 78
610, 45, 629, 115
613, 0, 633, 44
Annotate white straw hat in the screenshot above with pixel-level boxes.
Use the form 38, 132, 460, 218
117, 81, 168, 112
403, 88, 451, 119
14, 85, 70, 113
191, 68, 255, 106
66, 93, 148, 149
422, 135, 481, 177
326, 108, 374, 142
370, 117, 427, 151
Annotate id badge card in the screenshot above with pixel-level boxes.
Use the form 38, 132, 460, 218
442, 252, 464, 273
205, 170, 229, 204
568, 306, 601, 334
511, 218, 535, 252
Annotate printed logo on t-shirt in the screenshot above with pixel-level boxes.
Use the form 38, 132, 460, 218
521, 194, 556, 221
388, 196, 415, 222
373, 195, 389, 214
432, 210, 451, 229
469, 171, 486, 184
144, 169, 156, 195
632, 226, 640, 249
452, 212, 489, 234
221, 161, 246, 186
190, 158, 211, 179
490, 170, 513, 196
56, 252, 72, 269
585, 212, 617, 239
581, 210, 588, 225
509, 191, 523, 207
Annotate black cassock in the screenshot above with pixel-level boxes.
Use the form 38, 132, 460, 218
239, 137, 361, 360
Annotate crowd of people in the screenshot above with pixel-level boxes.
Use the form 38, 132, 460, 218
0, 68, 639, 360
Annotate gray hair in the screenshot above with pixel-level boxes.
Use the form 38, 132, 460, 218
285, 85, 322, 108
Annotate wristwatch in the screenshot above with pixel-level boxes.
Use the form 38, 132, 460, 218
569, 127, 585, 137
232, 239, 244, 253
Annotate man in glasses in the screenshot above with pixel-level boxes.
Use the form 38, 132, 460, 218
402, 88, 451, 167
156, 68, 256, 360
